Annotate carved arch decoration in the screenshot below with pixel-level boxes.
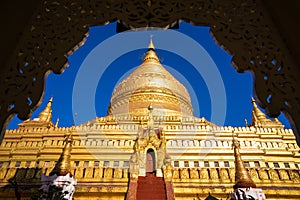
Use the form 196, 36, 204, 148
1, 0, 299, 144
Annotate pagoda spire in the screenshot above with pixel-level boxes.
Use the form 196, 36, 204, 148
148, 35, 155, 50
41, 133, 76, 199
232, 138, 256, 189
17, 97, 55, 128
50, 134, 73, 176
38, 97, 53, 122
250, 97, 283, 128
143, 36, 160, 63
251, 97, 268, 123
231, 137, 266, 199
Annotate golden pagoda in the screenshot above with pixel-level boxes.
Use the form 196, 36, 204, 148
0, 39, 300, 200
231, 137, 266, 199
49, 134, 73, 177
108, 37, 193, 116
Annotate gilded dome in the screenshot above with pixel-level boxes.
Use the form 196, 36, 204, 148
108, 39, 193, 116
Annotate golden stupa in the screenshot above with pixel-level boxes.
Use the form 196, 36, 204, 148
109, 37, 193, 116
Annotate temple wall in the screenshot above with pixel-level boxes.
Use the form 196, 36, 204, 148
1, 115, 300, 199
1, 119, 300, 174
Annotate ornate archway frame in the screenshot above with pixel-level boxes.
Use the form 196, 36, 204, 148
0, 0, 299, 144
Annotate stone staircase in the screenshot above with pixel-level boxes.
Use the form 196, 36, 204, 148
136, 173, 167, 200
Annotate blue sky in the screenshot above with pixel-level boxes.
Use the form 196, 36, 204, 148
8, 22, 290, 129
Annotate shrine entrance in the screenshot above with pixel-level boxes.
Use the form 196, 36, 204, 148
146, 149, 155, 173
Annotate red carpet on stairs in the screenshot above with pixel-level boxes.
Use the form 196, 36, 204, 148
136, 173, 167, 200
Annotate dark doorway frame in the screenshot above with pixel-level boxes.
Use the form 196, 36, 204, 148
146, 149, 156, 174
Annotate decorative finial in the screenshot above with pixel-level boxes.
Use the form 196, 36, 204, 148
143, 36, 160, 63
38, 97, 53, 123
55, 118, 60, 128
50, 134, 73, 176
244, 118, 248, 127
232, 136, 240, 149
251, 97, 263, 112
232, 136, 256, 189
148, 35, 155, 50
